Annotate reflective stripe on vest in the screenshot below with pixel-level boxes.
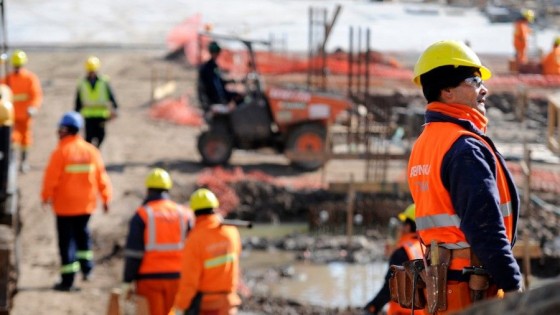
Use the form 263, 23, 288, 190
402, 241, 423, 259
409, 119, 515, 252
12, 93, 29, 102
144, 205, 186, 251
65, 163, 94, 173
79, 78, 110, 118
204, 253, 236, 269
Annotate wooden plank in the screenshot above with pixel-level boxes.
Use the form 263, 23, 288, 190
512, 240, 541, 259
106, 290, 121, 315
152, 81, 177, 101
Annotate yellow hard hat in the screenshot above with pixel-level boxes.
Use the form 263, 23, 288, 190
189, 188, 219, 211
398, 204, 416, 222
413, 40, 491, 86
554, 36, 560, 46
145, 168, 173, 190
85, 56, 100, 72
0, 99, 14, 126
522, 9, 535, 23
11, 50, 28, 67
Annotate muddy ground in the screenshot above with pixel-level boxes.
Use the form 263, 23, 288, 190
5, 47, 560, 315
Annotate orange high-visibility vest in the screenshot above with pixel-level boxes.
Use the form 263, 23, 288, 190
175, 214, 242, 311
2, 68, 43, 121
513, 20, 530, 51
408, 122, 514, 271
136, 200, 189, 275
41, 135, 112, 216
542, 46, 560, 75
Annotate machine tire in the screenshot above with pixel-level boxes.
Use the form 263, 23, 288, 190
285, 124, 327, 171
197, 130, 233, 166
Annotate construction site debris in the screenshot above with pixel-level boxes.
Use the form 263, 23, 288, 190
149, 96, 203, 126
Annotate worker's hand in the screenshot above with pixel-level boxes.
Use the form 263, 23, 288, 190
103, 203, 109, 214
27, 107, 37, 117
363, 301, 376, 315
109, 110, 118, 120
172, 308, 184, 315
121, 282, 133, 300
503, 286, 523, 298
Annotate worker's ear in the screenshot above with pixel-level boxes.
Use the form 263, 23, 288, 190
440, 88, 454, 102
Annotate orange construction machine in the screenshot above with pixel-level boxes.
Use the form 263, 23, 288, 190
196, 35, 351, 171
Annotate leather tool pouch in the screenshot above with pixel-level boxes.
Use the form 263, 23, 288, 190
389, 265, 402, 303
420, 247, 450, 314
389, 261, 426, 309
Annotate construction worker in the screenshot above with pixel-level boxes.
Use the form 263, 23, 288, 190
174, 188, 242, 315
75, 55, 119, 148
41, 111, 112, 291
197, 41, 242, 111
541, 36, 560, 75
122, 168, 193, 315
408, 40, 521, 313
513, 9, 534, 66
1, 49, 43, 173
365, 204, 423, 315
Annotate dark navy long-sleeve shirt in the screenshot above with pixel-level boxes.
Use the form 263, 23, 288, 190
426, 110, 522, 291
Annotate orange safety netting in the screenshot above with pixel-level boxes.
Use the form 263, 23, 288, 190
196, 166, 324, 215
166, 15, 408, 77
166, 15, 560, 88
166, 14, 202, 51
149, 96, 203, 126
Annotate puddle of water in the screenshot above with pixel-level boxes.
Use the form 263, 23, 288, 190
242, 250, 387, 308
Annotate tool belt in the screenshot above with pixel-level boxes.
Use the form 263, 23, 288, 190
389, 243, 493, 314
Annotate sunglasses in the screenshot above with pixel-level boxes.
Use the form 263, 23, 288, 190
463, 76, 484, 89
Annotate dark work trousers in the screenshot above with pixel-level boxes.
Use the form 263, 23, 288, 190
56, 215, 93, 287
84, 118, 107, 148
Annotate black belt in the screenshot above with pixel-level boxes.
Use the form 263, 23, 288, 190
447, 269, 470, 282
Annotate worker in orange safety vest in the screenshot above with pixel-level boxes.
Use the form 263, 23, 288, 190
1, 49, 43, 173
41, 111, 112, 291
174, 188, 242, 315
122, 168, 193, 315
541, 36, 560, 75
364, 204, 423, 315
408, 40, 521, 314
513, 9, 534, 66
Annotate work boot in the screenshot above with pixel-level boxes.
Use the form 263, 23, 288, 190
19, 151, 30, 174
19, 162, 30, 174
82, 273, 91, 282
53, 282, 80, 292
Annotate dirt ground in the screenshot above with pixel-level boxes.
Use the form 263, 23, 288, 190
10, 48, 370, 315
7, 47, 560, 315
11, 48, 211, 315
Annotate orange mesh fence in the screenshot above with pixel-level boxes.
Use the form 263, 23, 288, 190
196, 166, 324, 215
166, 15, 560, 88
166, 14, 202, 51
149, 96, 203, 126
